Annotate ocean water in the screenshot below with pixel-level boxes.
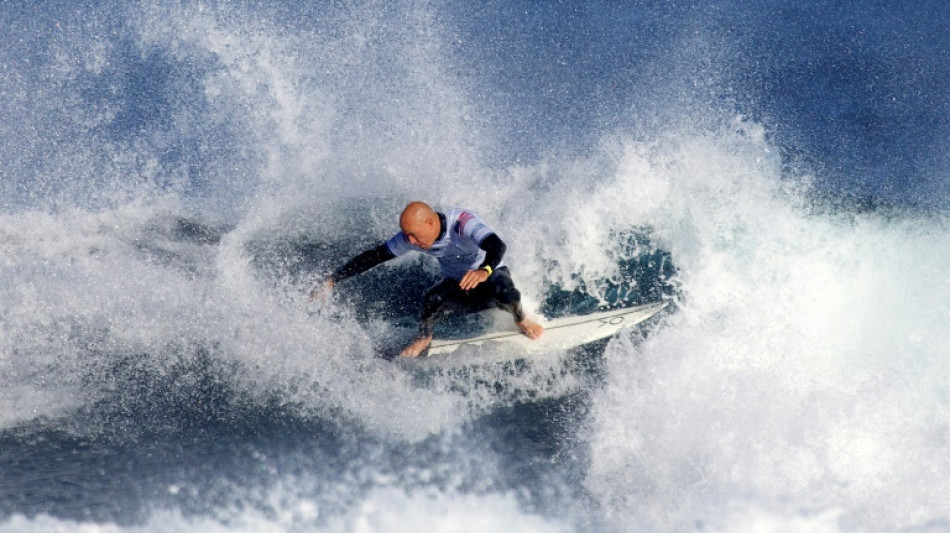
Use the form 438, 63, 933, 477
2, 1, 949, 532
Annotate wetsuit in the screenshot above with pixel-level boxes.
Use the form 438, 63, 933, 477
328, 208, 526, 337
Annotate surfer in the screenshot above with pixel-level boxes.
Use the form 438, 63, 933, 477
313, 202, 544, 357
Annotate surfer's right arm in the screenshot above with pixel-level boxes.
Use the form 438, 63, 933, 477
310, 243, 396, 300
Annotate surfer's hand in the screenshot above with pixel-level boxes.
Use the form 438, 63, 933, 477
309, 279, 334, 302
459, 269, 489, 291
400, 335, 433, 358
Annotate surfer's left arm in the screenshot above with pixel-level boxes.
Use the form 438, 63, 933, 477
459, 234, 506, 291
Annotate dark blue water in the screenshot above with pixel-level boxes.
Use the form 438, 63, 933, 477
2, 2, 949, 532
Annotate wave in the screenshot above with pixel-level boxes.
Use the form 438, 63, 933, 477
2, 1, 950, 532
577, 129, 950, 530
4, 117, 948, 532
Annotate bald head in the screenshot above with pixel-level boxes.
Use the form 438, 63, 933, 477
400, 201, 435, 228
400, 202, 440, 249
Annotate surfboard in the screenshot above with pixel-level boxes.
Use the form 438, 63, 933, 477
425, 300, 669, 357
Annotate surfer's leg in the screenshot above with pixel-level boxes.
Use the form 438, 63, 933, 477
481, 267, 543, 339
479, 267, 526, 323
419, 278, 460, 338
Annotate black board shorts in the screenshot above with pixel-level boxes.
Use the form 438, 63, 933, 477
418, 266, 525, 337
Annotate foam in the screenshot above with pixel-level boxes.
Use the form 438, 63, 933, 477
3, 2, 950, 531
0, 487, 570, 533
578, 125, 950, 531
0, 1, 574, 440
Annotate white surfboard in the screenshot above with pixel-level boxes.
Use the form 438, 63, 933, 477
425, 300, 669, 357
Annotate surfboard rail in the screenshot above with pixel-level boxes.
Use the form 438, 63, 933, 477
425, 300, 669, 357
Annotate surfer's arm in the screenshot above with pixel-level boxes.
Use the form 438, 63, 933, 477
459, 233, 506, 291
477, 233, 506, 272
311, 243, 395, 300
329, 243, 396, 283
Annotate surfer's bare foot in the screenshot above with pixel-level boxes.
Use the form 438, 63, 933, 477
516, 319, 544, 340
400, 335, 433, 358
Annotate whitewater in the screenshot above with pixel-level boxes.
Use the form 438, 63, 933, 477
2, 2, 949, 532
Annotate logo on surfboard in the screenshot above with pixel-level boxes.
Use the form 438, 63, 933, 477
597, 316, 626, 327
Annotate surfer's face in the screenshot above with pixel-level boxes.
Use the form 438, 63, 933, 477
399, 202, 440, 249
402, 216, 438, 249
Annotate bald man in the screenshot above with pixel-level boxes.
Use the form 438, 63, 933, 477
314, 202, 543, 357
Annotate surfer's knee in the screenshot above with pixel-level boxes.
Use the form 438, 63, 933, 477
422, 280, 454, 313
422, 291, 443, 311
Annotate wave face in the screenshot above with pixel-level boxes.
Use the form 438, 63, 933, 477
2, 2, 949, 532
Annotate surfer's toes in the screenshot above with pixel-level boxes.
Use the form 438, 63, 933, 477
517, 320, 544, 340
